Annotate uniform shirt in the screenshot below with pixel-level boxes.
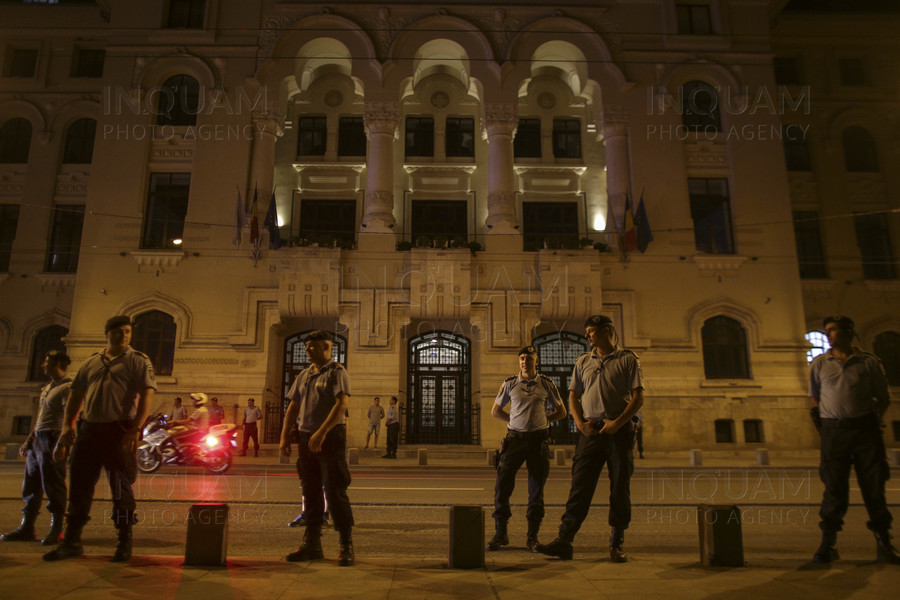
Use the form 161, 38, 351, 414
286, 360, 351, 433
208, 404, 225, 424
70, 346, 157, 423
570, 347, 644, 420
385, 404, 398, 425
809, 348, 891, 419
495, 373, 564, 433
244, 405, 262, 424
367, 404, 384, 425
171, 405, 188, 420
34, 376, 72, 432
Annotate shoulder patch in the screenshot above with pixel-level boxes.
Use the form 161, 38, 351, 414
504, 375, 517, 383
133, 350, 151, 360
538, 373, 554, 382
622, 349, 640, 359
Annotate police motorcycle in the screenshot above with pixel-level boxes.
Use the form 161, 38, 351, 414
136, 393, 238, 475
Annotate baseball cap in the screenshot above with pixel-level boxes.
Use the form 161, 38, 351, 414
584, 315, 613, 328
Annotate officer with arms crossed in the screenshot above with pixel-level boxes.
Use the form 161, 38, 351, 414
1, 351, 72, 545
809, 315, 899, 564
489, 345, 567, 552
43, 315, 156, 562
539, 315, 644, 562
280, 330, 355, 566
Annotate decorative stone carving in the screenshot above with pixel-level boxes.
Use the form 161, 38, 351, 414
363, 189, 395, 228
485, 191, 517, 230
537, 92, 556, 110
430, 91, 450, 109
325, 90, 344, 107
483, 103, 518, 136
364, 103, 400, 136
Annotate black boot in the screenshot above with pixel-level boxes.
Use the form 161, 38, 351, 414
338, 529, 355, 566
1, 513, 37, 542
487, 519, 509, 551
526, 520, 541, 552
812, 529, 839, 564
286, 527, 324, 562
536, 527, 574, 560
609, 527, 627, 563
42, 521, 84, 561
112, 525, 132, 562
41, 513, 64, 546
874, 530, 900, 564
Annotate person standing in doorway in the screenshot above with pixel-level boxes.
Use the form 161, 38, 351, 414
1, 351, 72, 546
538, 315, 644, 563
241, 398, 262, 457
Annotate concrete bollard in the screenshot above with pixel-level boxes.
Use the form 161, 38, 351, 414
347, 447, 359, 465
690, 449, 703, 466
449, 505, 484, 569
486, 450, 496, 467
756, 448, 769, 466
185, 503, 228, 566
697, 504, 745, 567
417, 448, 428, 466
889, 449, 900, 467
555, 448, 567, 466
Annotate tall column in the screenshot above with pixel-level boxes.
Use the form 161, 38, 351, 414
483, 103, 518, 234
249, 104, 283, 198
602, 105, 630, 235
362, 102, 400, 232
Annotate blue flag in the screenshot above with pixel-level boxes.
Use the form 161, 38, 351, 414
635, 191, 653, 253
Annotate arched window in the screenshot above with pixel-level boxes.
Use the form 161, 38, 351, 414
682, 80, 721, 132
805, 330, 828, 363
132, 310, 176, 375
842, 125, 879, 172
156, 74, 199, 127
29, 324, 68, 381
533, 331, 590, 444
0, 118, 32, 164
873, 331, 900, 387
701, 316, 750, 379
62, 118, 96, 164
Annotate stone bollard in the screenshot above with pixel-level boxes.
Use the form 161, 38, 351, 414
486, 450, 497, 468
697, 504, 745, 567
417, 448, 428, 466
185, 503, 228, 566
889, 449, 900, 467
347, 447, 359, 465
690, 449, 703, 466
756, 448, 769, 466
449, 505, 484, 569
555, 448, 567, 466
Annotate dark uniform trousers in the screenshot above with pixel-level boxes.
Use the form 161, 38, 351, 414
819, 414, 892, 533
386, 422, 400, 455
67, 420, 137, 529
297, 425, 354, 531
242, 422, 260, 452
22, 430, 67, 517
493, 429, 551, 523
559, 422, 635, 539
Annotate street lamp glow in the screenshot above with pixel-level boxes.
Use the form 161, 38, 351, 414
171, 238, 183, 246
592, 213, 606, 231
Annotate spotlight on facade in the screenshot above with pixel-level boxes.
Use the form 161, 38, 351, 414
171, 238, 183, 246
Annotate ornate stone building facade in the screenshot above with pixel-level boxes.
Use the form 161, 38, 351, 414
0, 1, 895, 451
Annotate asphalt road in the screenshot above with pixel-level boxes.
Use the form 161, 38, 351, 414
0, 465, 896, 562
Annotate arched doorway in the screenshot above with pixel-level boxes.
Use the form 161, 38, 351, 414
406, 331, 474, 444
533, 331, 589, 445
264, 330, 348, 443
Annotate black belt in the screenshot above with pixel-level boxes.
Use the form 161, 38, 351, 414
506, 429, 550, 440
821, 413, 878, 427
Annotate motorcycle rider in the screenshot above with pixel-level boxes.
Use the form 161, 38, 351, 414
168, 392, 210, 458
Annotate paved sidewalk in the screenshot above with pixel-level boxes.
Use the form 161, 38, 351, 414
2, 548, 898, 599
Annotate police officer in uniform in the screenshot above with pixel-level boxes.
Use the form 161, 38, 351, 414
488, 346, 567, 552
280, 330, 355, 566
43, 315, 156, 562
538, 315, 644, 562
809, 315, 899, 564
